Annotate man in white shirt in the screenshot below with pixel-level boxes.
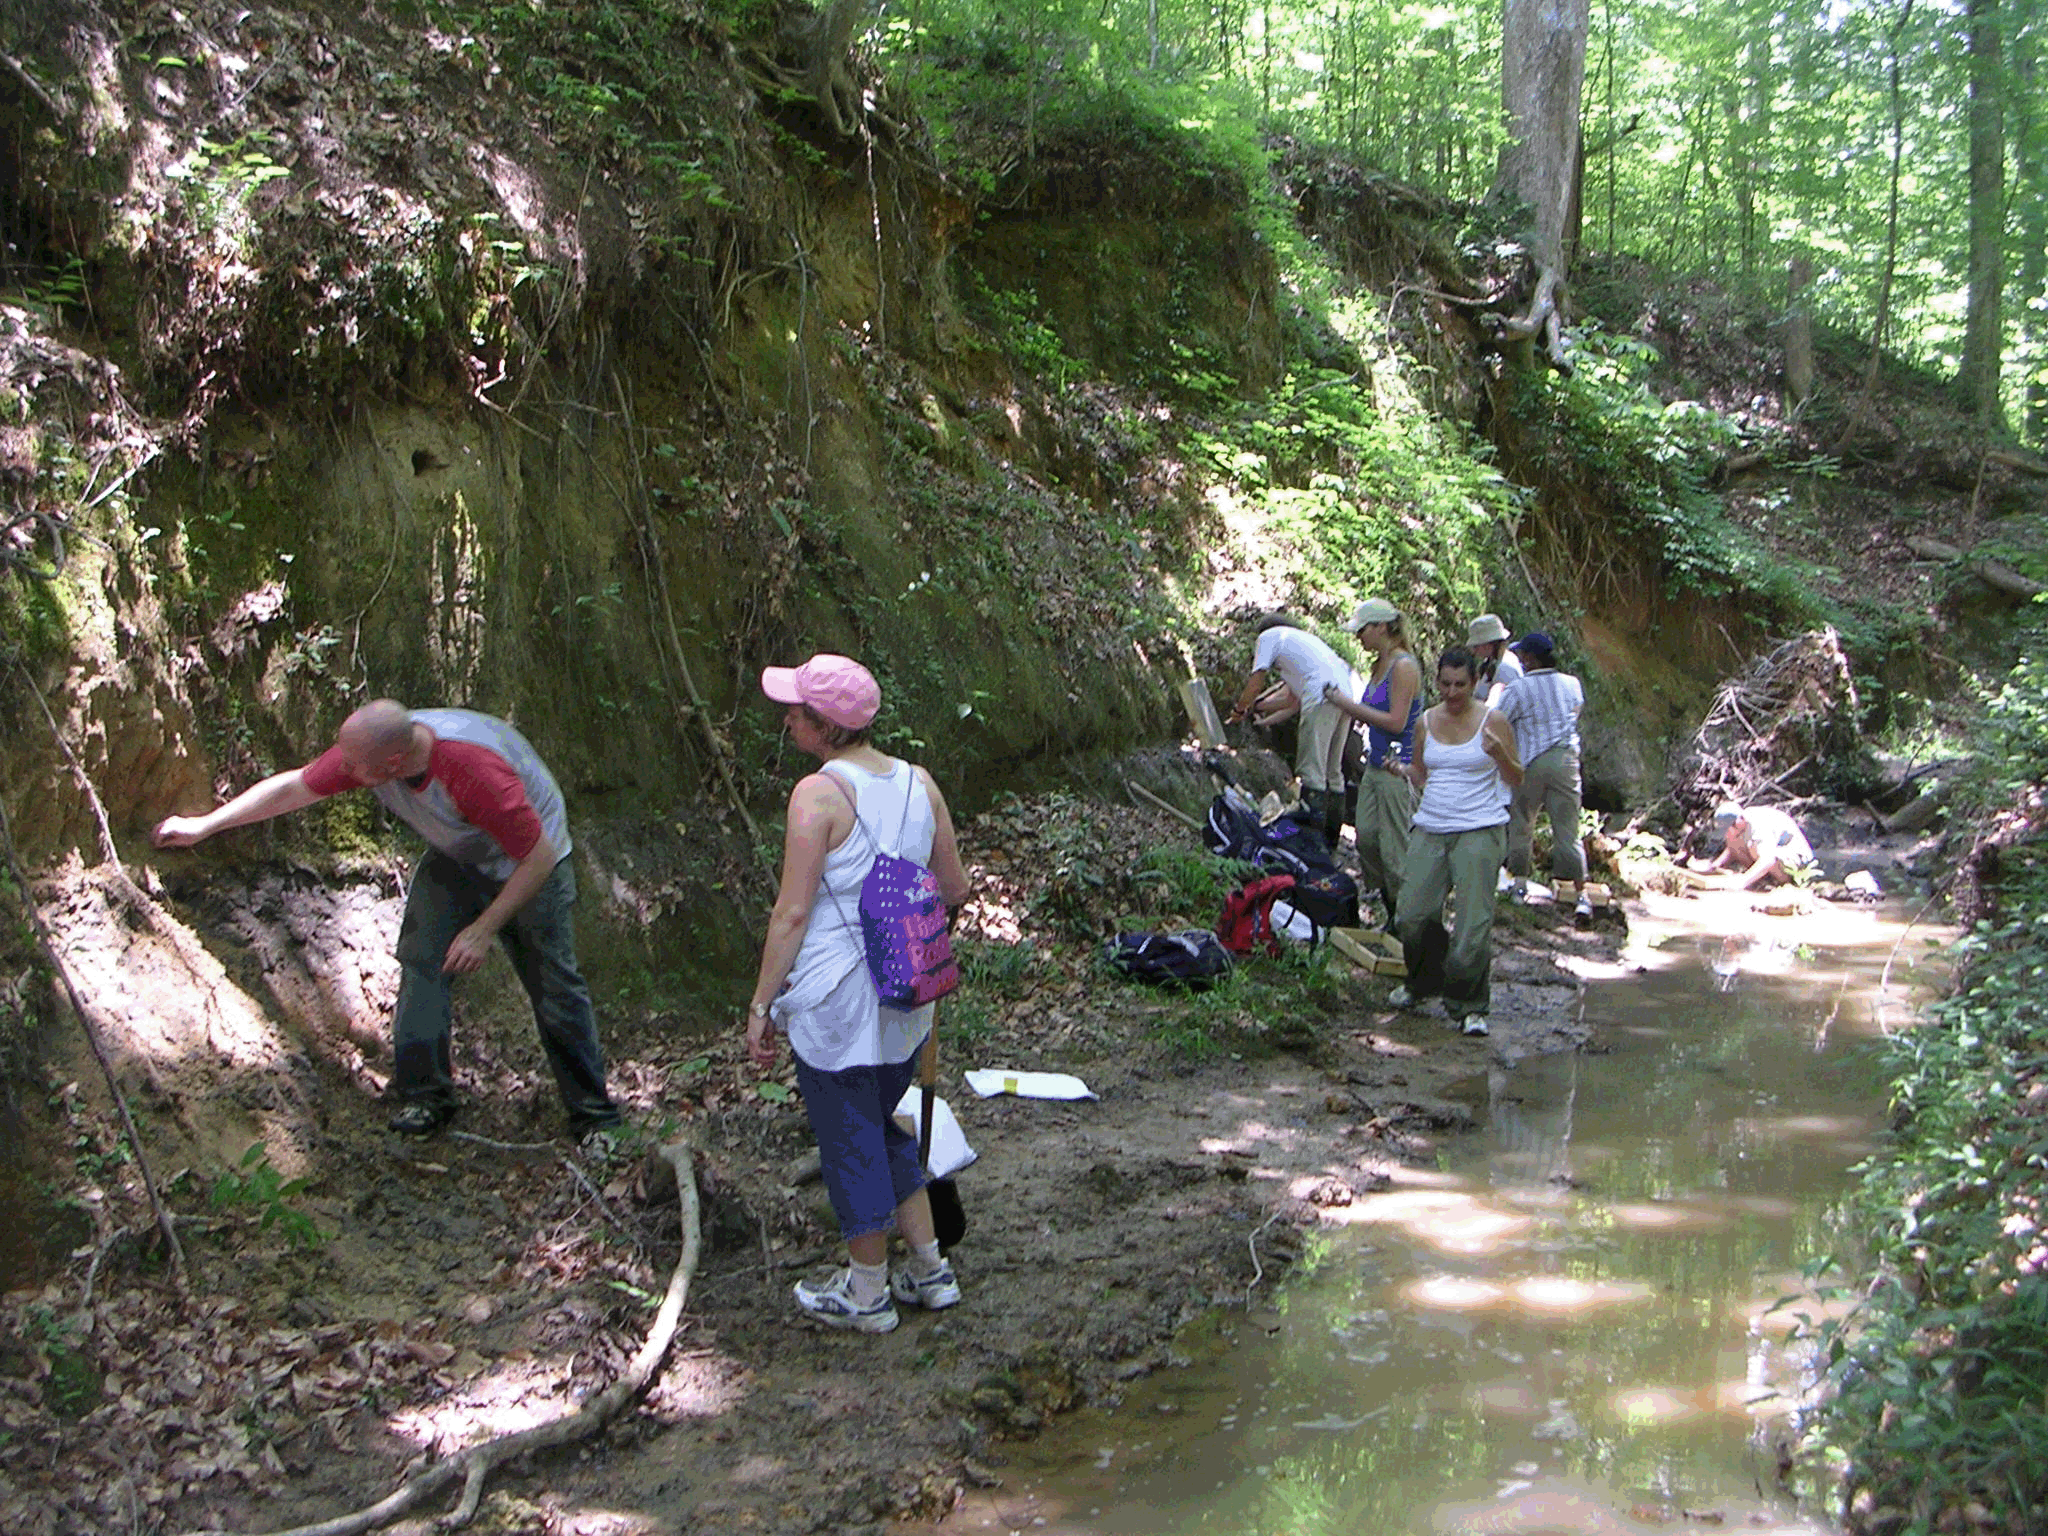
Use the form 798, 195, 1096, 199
1692, 801, 1816, 890
1496, 632, 1588, 915
1227, 614, 1354, 845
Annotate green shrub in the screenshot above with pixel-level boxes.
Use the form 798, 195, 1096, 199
1801, 653, 2048, 1531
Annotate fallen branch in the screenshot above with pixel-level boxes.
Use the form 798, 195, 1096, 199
184, 1143, 701, 1536
1986, 448, 2048, 478
1244, 1209, 1286, 1307
0, 50, 62, 118
1903, 535, 2046, 600
1126, 780, 1203, 829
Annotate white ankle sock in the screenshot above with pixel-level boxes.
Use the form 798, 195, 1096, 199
847, 1258, 889, 1306
909, 1239, 945, 1278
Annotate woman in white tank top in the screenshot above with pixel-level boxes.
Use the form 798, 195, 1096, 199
744, 655, 973, 1334
1389, 647, 1524, 1037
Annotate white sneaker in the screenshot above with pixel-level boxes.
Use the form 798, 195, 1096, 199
890, 1260, 963, 1311
1460, 1015, 1490, 1037
1574, 895, 1595, 926
794, 1269, 900, 1333
1387, 985, 1416, 1009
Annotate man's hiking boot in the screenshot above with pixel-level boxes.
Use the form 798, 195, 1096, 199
890, 1261, 963, 1311
389, 1101, 455, 1137
1460, 1015, 1491, 1037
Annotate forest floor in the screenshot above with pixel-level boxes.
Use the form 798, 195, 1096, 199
3, 785, 1663, 1536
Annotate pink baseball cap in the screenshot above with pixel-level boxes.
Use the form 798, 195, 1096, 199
760, 653, 881, 729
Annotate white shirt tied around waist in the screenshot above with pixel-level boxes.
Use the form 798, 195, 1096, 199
1413, 709, 1510, 834
771, 757, 938, 1072
1499, 667, 1584, 763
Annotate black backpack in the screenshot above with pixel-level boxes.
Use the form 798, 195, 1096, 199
1104, 929, 1235, 989
1284, 868, 1361, 932
1249, 815, 1339, 881
1203, 788, 1266, 862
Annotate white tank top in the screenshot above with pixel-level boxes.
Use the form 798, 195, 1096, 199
1413, 709, 1509, 833
770, 758, 938, 1071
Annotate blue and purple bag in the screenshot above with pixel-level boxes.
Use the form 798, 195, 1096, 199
826, 768, 960, 1008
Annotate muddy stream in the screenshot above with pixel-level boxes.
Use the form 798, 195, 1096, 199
945, 892, 1950, 1536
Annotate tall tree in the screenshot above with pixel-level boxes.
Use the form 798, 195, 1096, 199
1494, 0, 1591, 367
1959, 0, 2007, 422
2014, 3, 2047, 443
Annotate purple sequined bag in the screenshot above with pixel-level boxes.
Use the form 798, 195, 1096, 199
825, 769, 960, 1008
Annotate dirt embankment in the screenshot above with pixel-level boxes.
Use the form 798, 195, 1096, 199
0, 787, 1616, 1536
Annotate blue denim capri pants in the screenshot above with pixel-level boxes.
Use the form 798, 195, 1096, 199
792, 1050, 929, 1239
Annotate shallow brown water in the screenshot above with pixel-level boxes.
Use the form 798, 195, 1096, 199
951, 892, 1950, 1536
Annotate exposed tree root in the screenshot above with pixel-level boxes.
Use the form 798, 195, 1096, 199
1659, 628, 1864, 847
1490, 265, 1573, 373
182, 1143, 702, 1536
0, 780, 188, 1285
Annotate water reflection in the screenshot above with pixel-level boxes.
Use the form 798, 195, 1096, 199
960, 901, 1946, 1536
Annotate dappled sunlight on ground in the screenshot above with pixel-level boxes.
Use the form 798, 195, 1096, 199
1601, 1198, 1731, 1233
389, 1357, 582, 1453
1400, 1271, 1655, 1318
545, 1507, 665, 1536
1337, 1188, 1536, 1253
1606, 1383, 1707, 1425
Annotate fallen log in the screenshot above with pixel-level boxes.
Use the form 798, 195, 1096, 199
185, 1143, 702, 1536
1903, 535, 2046, 599
1986, 448, 2048, 478
1883, 781, 1948, 836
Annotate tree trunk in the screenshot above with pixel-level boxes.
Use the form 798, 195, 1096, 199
1838, 0, 1914, 455
2017, 18, 2048, 442
1737, 11, 1772, 279
1495, 0, 1590, 369
1497, 0, 1591, 275
1958, 0, 2006, 423
1785, 257, 1815, 412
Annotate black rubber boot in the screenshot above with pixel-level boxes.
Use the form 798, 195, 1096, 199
1318, 789, 1345, 849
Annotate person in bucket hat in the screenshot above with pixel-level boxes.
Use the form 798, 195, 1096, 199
748, 654, 973, 1333
1466, 612, 1523, 705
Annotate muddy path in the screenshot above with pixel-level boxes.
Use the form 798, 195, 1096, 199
0, 795, 1919, 1536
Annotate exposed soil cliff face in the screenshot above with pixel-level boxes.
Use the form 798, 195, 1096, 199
0, 0, 1239, 987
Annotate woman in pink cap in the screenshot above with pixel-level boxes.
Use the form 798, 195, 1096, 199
745, 653, 973, 1332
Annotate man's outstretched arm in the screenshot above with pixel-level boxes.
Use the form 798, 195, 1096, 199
152, 769, 326, 847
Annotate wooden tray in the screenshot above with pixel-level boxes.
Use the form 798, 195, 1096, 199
1330, 926, 1407, 977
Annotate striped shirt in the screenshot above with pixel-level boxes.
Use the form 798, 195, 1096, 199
1499, 667, 1584, 762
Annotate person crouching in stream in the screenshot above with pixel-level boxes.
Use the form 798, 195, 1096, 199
1387, 647, 1524, 1038
744, 654, 973, 1333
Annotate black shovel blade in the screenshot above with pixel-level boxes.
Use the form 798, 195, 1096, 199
927, 1173, 967, 1251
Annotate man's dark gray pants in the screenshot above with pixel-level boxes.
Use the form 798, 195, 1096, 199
390, 851, 619, 1131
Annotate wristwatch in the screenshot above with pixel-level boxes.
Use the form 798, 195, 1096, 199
748, 1001, 771, 1020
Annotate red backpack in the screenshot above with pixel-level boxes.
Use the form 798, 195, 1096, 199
1216, 874, 1297, 957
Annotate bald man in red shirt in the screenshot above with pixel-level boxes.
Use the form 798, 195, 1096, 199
155, 700, 622, 1138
